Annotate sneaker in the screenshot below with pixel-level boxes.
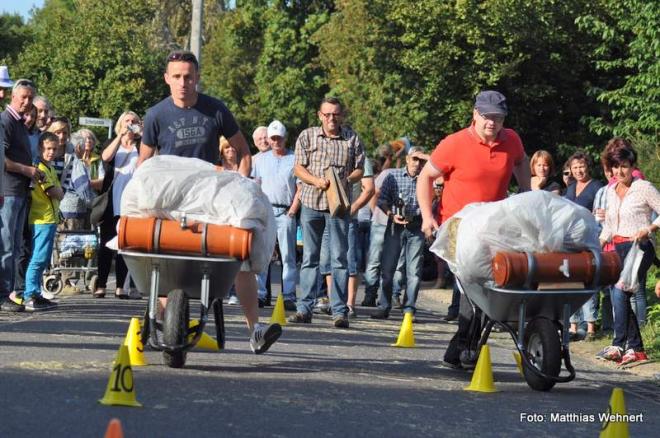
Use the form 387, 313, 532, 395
258, 298, 266, 308
619, 349, 649, 366
1, 297, 25, 312
24, 296, 57, 312
347, 306, 357, 319
333, 315, 349, 328
370, 308, 389, 319
283, 300, 297, 312
313, 297, 331, 315
9, 291, 23, 305
595, 346, 623, 362
228, 295, 239, 305
287, 312, 312, 324
249, 323, 282, 354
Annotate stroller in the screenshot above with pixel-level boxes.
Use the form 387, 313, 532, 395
42, 228, 99, 295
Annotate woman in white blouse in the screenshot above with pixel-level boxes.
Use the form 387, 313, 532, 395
596, 138, 659, 366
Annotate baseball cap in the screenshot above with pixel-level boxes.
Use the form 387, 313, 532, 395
474, 90, 508, 116
0, 66, 14, 88
267, 120, 286, 138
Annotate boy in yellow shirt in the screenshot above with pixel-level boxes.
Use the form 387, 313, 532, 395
24, 132, 63, 311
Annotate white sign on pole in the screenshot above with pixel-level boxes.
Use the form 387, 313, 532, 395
79, 117, 114, 139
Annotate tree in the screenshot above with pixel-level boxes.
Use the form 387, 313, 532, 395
15, 0, 168, 127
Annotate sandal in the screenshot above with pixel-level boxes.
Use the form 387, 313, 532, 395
93, 289, 106, 298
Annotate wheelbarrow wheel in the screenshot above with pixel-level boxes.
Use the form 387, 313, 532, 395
163, 289, 189, 368
523, 318, 561, 391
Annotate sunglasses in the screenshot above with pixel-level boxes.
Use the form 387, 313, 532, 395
12, 78, 35, 91
563, 171, 571, 176
167, 51, 199, 68
434, 184, 444, 189
478, 112, 505, 123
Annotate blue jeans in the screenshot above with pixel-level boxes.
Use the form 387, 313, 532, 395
356, 221, 371, 273
258, 212, 297, 302
24, 224, 58, 300
611, 240, 655, 346
363, 222, 386, 300
569, 292, 599, 324
0, 195, 29, 297
347, 219, 358, 276
378, 221, 425, 314
298, 206, 349, 317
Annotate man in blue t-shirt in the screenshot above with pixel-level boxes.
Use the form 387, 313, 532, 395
137, 50, 281, 355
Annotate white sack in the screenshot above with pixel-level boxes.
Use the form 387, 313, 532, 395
120, 155, 276, 273
430, 190, 601, 285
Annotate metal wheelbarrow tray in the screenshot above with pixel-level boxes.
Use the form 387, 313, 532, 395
121, 249, 241, 368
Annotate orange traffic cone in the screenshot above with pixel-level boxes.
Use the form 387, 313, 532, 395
103, 418, 124, 438
99, 345, 142, 407
464, 345, 497, 393
123, 317, 147, 366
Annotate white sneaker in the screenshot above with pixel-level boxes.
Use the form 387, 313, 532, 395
249, 323, 282, 354
228, 295, 239, 305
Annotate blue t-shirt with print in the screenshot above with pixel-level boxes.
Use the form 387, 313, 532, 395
142, 94, 240, 164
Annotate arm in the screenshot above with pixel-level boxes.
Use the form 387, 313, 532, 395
294, 163, 329, 190
227, 131, 251, 178
347, 168, 363, 184
5, 158, 43, 181
101, 134, 124, 162
632, 183, 660, 241
288, 183, 303, 217
418, 161, 443, 238
512, 155, 531, 192
136, 143, 156, 167
350, 176, 374, 216
45, 185, 64, 201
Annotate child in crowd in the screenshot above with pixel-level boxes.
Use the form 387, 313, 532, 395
23, 132, 63, 311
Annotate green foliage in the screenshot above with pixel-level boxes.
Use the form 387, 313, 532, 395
15, 0, 168, 128
642, 268, 660, 360
0, 13, 33, 64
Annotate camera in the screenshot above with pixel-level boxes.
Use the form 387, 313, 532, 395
126, 123, 141, 135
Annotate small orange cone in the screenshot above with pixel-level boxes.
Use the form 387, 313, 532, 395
600, 387, 629, 438
464, 345, 497, 393
270, 294, 287, 326
391, 313, 415, 347
99, 345, 142, 407
103, 418, 124, 438
123, 317, 147, 366
188, 319, 220, 350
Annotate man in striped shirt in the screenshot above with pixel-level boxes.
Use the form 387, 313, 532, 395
289, 97, 365, 328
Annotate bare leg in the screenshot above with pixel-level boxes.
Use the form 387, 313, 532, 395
235, 271, 258, 331
587, 322, 596, 335
348, 275, 357, 307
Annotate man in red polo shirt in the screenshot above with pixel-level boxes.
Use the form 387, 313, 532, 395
417, 90, 530, 369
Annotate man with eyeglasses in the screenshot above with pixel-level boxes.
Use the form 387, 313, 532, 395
288, 97, 365, 329
1, 79, 44, 312
371, 146, 429, 320
417, 90, 530, 369
137, 50, 282, 354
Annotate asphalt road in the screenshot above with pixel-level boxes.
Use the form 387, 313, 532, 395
0, 277, 658, 437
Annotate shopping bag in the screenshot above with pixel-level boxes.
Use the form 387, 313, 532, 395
616, 242, 644, 292
325, 167, 349, 217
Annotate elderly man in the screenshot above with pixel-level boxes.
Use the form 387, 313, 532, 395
288, 97, 365, 328
1, 79, 43, 312
417, 90, 530, 369
371, 147, 429, 320
252, 126, 269, 154
253, 120, 301, 311
33, 95, 54, 133
138, 50, 281, 354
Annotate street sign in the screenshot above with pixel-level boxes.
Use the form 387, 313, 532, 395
79, 117, 113, 139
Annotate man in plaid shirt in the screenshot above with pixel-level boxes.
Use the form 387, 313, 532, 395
371, 146, 429, 320
289, 97, 365, 328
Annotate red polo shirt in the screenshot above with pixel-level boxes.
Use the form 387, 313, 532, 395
430, 124, 525, 223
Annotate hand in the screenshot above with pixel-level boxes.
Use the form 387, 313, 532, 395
594, 208, 605, 222
315, 177, 330, 191
633, 227, 652, 242
422, 217, 439, 239
25, 166, 45, 182
392, 214, 409, 225
287, 209, 297, 218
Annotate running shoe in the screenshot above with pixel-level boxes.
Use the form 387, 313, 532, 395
595, 346, 623, 362
249, 323, 282, 354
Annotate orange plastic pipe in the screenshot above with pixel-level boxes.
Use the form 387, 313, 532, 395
492, 251, 621, 288
118, 216, 252, 260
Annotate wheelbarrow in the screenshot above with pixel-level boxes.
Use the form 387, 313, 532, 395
118, 215, 252, 368
459, 249, 621, 391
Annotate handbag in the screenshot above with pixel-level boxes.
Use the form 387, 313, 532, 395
90, 148, 132, 226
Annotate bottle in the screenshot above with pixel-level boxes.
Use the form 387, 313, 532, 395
393, 192, 406, 218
